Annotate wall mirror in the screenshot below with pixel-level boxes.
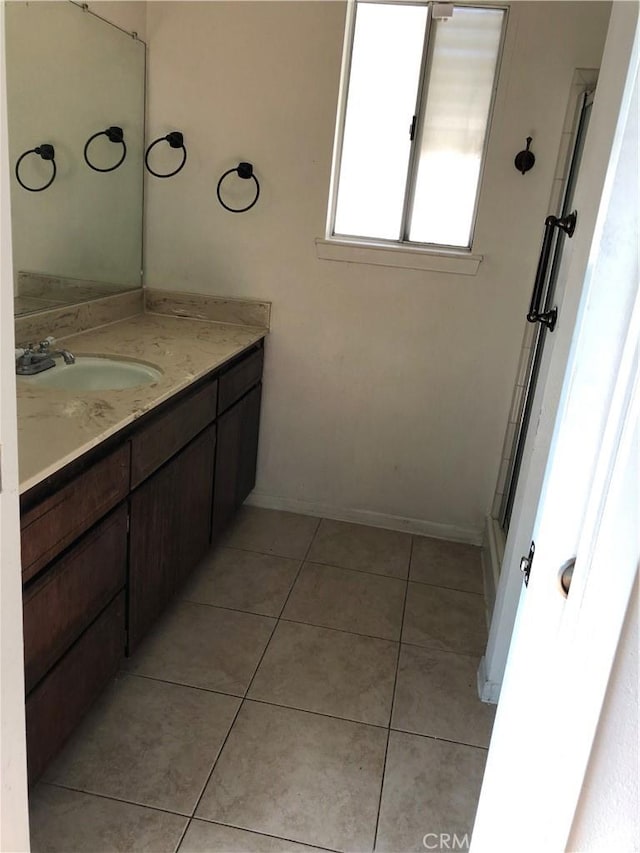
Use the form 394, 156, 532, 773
6, 1, 145, 317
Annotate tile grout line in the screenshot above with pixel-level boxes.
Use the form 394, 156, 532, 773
214, 542, 413, 583
191, 815, 342, 853
240, 695, 390, 731
397, 638, 488, 659
406, 576, 485, 599
179, 516, 322, 850
39, 781, 192, 819
372, 537, 413, 852
221, 536, 483, 594
389, 727, 490, 752
119, 671, 491, 746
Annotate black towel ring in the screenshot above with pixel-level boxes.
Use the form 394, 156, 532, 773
84, 126, 127, 172
216, 162, 260, 213
145, 131, 187, 178
15, 144, 56, 192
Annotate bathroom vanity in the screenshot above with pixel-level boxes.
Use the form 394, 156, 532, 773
16, 306, 267, 783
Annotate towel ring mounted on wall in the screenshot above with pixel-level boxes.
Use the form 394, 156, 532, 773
15, 144, 57, 192
145, 131, 187, 178
84, 126, 127, 172
216, 162, 260, 213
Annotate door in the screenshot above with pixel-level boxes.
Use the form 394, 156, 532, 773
500, 89, 594, 533
472, 9, 638, 849
211, 383, 262, 542
129, 427, 216, 653
0, 2, 30, 846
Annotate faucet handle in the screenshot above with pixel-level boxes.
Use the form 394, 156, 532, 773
38, 336, 55, 352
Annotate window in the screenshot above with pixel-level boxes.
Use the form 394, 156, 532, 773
329, 2, 506, 251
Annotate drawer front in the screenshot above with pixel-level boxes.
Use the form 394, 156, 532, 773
218, 347, 263, 414
130, 380, 217, 488
21, 444, 130, 584
25, 591, 125, 785
23, 505, 127, 693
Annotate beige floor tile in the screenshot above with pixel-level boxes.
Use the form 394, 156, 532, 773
249, 620, 398, 725
283, 562, 406, 641
402, 583, 487, 655
392, 645, 495, 747
183, 547, 301, 616
308, 519, 411, 578
376, 731, 486, 852
410, 537, 483, 594
222, 507, 320, 559
29, 784, 187, 853
180, 820, 324, 852
123, 601, 275, 695
43, 674, 240, 814
196, 701, 387, 852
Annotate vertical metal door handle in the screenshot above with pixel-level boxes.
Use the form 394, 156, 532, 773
527, 211, 577, 331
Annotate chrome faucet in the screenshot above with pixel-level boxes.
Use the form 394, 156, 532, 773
15, 337, 75, 375
39, 338, 75, 365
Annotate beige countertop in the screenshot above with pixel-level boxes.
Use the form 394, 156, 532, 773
17, 312, 266, 495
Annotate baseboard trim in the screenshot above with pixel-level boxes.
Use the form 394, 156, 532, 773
245, 492, 483, 545
477, 655, 501, 705
482, 515, 506, 623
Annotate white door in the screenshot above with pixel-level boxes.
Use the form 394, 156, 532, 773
0, 1, 30, 848
472, 5, 639, 851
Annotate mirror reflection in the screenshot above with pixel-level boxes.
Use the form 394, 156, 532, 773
6, 1, 145, 317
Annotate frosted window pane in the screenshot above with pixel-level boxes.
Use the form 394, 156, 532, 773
334, 3, 427, 241
409, 7, 504, 247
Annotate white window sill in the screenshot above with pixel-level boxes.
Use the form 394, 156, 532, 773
315, 238, 483, 276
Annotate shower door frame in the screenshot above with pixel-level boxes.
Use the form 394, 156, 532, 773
499, 87, 595, 534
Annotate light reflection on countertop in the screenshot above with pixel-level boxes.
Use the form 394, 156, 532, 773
17, 312, 267, 494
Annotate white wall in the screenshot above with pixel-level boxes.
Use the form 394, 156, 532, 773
144, 1, 610, 541
568, 575, 639, 851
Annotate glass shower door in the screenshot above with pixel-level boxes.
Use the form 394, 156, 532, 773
500, 90, 594, 532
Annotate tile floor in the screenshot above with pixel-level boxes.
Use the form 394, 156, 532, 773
30, 507, 496, 853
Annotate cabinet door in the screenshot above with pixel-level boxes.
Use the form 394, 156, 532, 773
128, 426, 216, 653
237, 382, 262, 505
212, 383, 262, 542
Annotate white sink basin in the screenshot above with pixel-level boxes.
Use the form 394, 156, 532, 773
20, 356, 163, 391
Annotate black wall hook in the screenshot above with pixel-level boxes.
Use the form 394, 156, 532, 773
15, 144, 57, 191
145, 131, 187, 178
515, 136, 535, 175
84, 126, 127, 172
217, 162, 260, 213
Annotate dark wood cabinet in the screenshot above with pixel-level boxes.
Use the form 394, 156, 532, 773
128, 426, 216, 653
20, 444, 130, 584
212, 383, 262, 541
25, 592, 125, 785
130, 380, 217, 488
20, 340, 264, 783
23, 505, 127, 693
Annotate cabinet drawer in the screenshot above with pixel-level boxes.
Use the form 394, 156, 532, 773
23, 505, 127, 693
130, 380, 217, 488
218, 347, 263, 414
21, 445, 130, 584
25, 591, 125, 785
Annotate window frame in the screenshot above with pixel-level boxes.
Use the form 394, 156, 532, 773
326, 0, 509, 255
